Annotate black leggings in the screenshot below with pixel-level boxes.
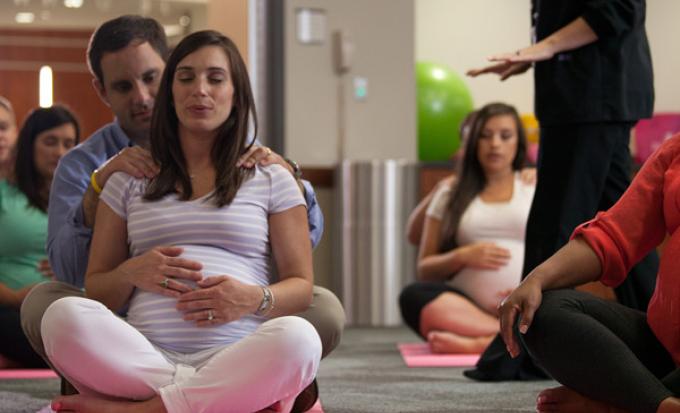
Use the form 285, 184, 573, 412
0, 306, 47, 368
523, 289, 678, 413
399, 282, 470, 338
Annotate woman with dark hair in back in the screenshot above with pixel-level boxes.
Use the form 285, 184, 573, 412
43, 30, 320, 413
0, 105, 79, 368
400, 102, 535, 354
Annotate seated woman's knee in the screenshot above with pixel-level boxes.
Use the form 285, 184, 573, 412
523, 289, 582, 355
41, 297, 99, 345
268, 316, 322, 361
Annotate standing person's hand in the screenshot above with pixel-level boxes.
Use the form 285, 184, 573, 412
117, 246, 204, 298
467, 42, 557, 81
467, 60, 532, 81
488, 41, 556, 65
176, 275, 262, 326
94, 146, 159, 188
498, 278, 543, 358
458, 242, 511, 270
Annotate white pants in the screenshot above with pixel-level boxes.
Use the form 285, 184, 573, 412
41, 297, 321, 413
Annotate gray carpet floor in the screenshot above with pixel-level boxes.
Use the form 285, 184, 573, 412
0, 327, 556, 413
317, 327, 555, 413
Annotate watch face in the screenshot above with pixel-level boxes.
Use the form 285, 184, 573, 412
285, 158, 302, 178
255, 287, 274, 316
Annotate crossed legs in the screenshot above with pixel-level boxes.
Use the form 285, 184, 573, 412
399, 282, 498, 354
524, 289, 680, 413
41, 296, 321, 413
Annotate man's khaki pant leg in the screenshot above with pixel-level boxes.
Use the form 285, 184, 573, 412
23, 282, 345, 361
20, 281, 85, 364
298, 286, 345, 359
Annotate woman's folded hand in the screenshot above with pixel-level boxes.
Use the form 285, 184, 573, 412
117, 246, 204, 298
176, 275, 262, 326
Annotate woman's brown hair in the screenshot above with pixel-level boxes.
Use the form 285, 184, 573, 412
144, 30, 256, 207
439, 102, 527, 252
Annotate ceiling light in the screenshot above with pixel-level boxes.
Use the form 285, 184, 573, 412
15, 12, 35, 24
39, 66, 53, 108
64, 0, 83, 8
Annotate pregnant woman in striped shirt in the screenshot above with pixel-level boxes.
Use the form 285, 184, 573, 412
41, 30, 320, 413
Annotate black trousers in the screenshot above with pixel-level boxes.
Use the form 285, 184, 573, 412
0, 306, 47, 368
524, 289, 678, 413
466, 122, 659, 381
399, 282, 470, 338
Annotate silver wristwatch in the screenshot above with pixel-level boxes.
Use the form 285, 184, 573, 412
284, 158, 302, 180
254, 286, 274, 316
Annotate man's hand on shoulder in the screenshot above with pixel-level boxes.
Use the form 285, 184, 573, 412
95, 146, 159, 188
237, 145, 295, 175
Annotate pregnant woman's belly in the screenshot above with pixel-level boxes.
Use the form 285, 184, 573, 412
125, 245, 266, 353
447, 239, 524, 314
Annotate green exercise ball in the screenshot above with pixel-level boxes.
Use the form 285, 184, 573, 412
416, 62, 474, 162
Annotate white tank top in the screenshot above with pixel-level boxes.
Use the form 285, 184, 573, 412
427, 173, 535, 313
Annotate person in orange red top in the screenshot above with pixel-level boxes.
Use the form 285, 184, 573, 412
499, 134, 680, 412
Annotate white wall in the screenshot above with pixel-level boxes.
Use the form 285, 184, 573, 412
416, 0, 680, 115
284, 0, 417, 166
647, 0, 680, 112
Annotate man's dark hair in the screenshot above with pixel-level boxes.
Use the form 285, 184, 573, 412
87, 15, 168, 84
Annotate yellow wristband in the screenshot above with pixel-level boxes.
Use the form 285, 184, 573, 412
90, 170, 103, 194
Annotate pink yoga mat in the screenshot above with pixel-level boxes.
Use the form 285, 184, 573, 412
0, 369, 58, 379
398, 343, 480, 367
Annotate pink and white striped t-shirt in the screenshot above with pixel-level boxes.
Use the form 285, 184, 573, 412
99, 164, 306, 353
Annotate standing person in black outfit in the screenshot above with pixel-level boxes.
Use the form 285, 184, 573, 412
466, 0, 658, 381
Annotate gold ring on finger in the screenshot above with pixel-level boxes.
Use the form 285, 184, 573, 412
160, 278, 169, 289
208, 310, 214, 321
264, 147, 272, 156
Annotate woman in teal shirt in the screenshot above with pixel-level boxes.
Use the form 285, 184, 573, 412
0, 105, 79, 368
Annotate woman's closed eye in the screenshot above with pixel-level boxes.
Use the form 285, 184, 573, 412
177, 75, 195, 83
501, 131, 515, 140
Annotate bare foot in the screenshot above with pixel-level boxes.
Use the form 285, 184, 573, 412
657, 397, 680, 413
257, 400, 283, 412
427, 330, 492, 354
536, 386, 627, 413
51, 394, 166, 413
256, 396, 295, 413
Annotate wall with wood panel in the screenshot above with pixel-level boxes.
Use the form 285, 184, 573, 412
0, 29, 112, 138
